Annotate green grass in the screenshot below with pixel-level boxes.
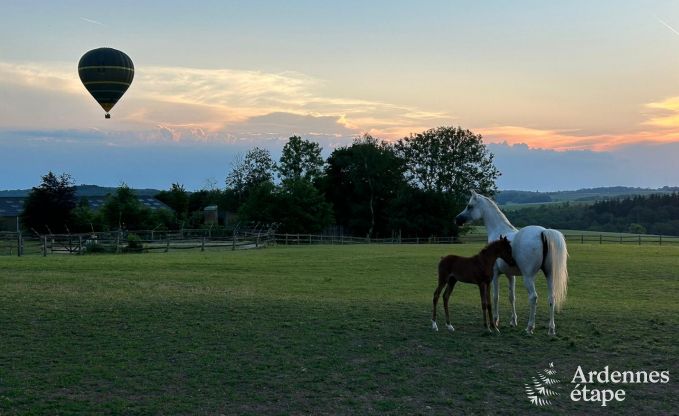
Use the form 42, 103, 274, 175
1, 244, 678, 415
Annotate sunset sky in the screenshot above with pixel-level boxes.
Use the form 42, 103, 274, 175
3, 0, 679, 191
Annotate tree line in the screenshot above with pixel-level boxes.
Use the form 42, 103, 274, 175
506, 193, 679, 236
20, 126, 500, 237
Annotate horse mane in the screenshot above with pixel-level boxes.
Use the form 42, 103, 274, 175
476, 193, 518, 232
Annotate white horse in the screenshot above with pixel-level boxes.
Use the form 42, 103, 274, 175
454, 191, 569, 335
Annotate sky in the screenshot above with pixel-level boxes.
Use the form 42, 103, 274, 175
2, 0, 679, 191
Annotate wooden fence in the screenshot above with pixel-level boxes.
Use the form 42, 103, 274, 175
1, 230, 678, 256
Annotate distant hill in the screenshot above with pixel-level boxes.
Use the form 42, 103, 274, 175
497, 186, 679, 205
0, 185, 162, 198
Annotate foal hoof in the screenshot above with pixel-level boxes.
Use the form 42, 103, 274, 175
432, 321, 439, 332
493, 318, 500, 328
510, 316, 518, 327
548, 327, 556, 336
446, 324, 455, 332
525, 326, 534, 335
493, 326, 501, 335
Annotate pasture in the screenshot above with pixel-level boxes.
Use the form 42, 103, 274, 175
1, 244, 677, 415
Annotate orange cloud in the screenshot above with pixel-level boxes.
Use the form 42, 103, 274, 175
479, 95, 679, 152
479, 125, 679, 152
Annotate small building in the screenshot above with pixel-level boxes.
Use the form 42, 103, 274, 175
204, 205, 218, 225
0, 198, 24, 231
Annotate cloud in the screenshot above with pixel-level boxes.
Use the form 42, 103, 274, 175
79, 17, 105, 26
480, 95, 679, 152
489, 141, 679, 191
655, 15, 679, 37
0, 60, 453, 140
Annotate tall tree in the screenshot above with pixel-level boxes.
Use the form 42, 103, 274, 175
395, 126, 500, 197
21, 172, 77, 233
278, 136, 324, 182
226, 147, 276, 202
323, 135, 406, 237
100, 184, 154, 230
155, 183, 190, 223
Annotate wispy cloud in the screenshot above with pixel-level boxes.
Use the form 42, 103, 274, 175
655, 15, 679, 37
79, 17, 105, 26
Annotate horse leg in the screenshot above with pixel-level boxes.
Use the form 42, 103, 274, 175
522, 275, 538, 334
442, 281, 456, 332
545, 275, 556, 336
491, 269, 501, 327
431, 282, 446, 331
486, 282, 499, 333
508, 275, 518, 327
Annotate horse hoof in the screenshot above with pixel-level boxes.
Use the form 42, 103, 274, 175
525, 327, 534, 335
494, 327, 501, 335
548, 327, 556, 336
493, 319, 500, 328
432, 321, 439, 331
510, 317, 518, 327
446, 324, 455, 332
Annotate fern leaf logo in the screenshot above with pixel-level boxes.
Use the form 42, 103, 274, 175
525, 362, 561, 407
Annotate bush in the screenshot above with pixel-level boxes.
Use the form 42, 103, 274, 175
125, 233, 144, 253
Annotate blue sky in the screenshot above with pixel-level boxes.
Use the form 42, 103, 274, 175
3, 1, 679, 190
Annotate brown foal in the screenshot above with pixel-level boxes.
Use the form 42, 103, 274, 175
431, 236, 514, 333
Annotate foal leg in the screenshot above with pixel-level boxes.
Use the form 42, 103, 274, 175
522, 275, 538, 334
442, 281, 457, 332
479, 284, 491, 332
431, 282, 446, 331
508, 275, 518, 327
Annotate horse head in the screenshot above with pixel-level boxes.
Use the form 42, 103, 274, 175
455, 191, 484, 226
494, 235, 515, 265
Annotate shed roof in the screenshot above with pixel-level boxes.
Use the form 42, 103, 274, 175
0, 196, 171, 217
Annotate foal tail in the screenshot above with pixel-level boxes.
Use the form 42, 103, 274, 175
542, 229, 569, 311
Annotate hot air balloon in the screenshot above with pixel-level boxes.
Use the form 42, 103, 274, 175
78, 47, 134, 119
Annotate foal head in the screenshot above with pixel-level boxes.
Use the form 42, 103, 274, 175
482, 235, 514, 265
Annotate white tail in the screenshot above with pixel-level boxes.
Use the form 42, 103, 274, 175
542, 229, 569, 311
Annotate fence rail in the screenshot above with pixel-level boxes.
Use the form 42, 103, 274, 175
1, 230, 678, 256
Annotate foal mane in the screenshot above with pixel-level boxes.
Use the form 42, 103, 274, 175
479, 237, 511, 261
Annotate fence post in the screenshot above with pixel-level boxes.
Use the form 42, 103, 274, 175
43, 235, 47, 257
165, 237, 170, 253
232, 233, 236, 251
17, 232, 22, 257
285, 233, 288, 245
581, 234, 584, 244
600, 235, 602, 244
660, 235, 662, 246
201, 237, 205, 252
78, 236, 83, 255
638, 235, 641, 245
309, 234, 312, 245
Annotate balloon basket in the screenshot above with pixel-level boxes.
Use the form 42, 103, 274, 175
105, 113, 111, 119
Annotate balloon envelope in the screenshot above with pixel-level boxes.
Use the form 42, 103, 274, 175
78, 47, 134, 116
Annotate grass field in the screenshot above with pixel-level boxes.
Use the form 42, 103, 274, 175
1, 244, 678, 415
